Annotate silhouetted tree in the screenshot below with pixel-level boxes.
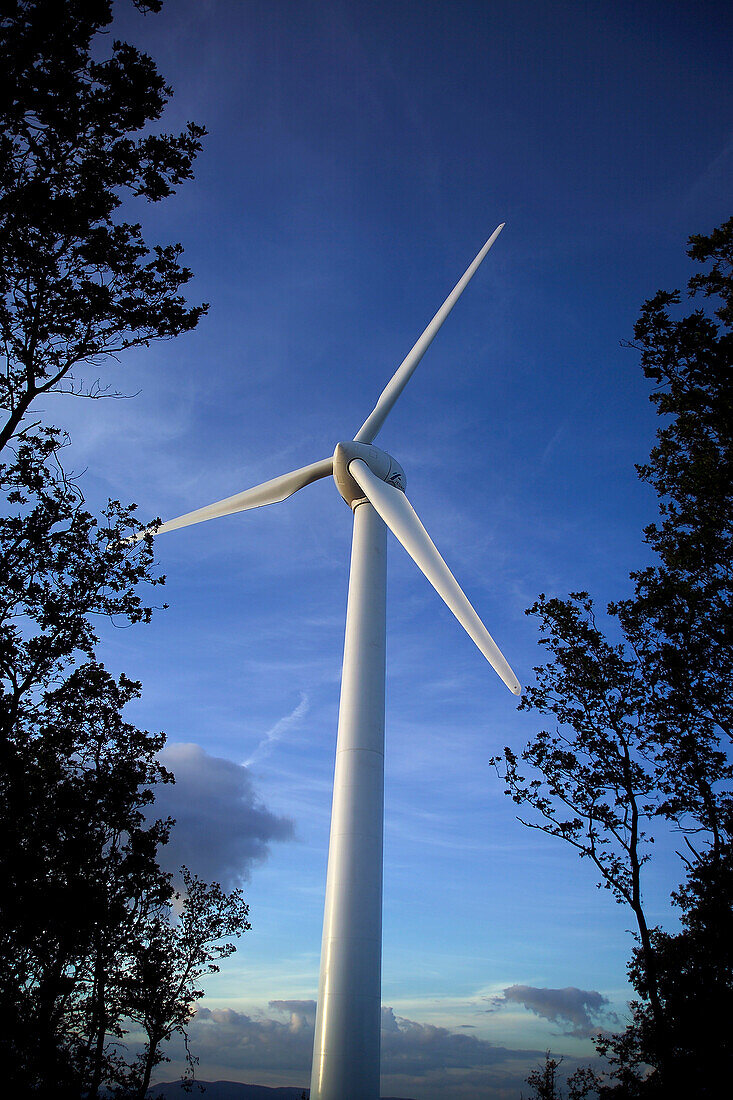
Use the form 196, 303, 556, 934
125, 871, 250, 1098
493, 219, 733, 1096
491, 591, 668, 1043
0, 0, 207, 451
0, 437, 254, 1098
0, 426, 170, 1094
524, 1051, 564, 1100
0, 3, 250, 1095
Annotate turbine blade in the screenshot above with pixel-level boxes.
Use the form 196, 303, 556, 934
354, 224, 505, 445
349, 459, 520, 694
132, 456, 333, 540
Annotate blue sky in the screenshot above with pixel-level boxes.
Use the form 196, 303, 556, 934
53, 1, 732, 1095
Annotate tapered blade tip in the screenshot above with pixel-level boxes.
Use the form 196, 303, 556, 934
509, 680, 521, 696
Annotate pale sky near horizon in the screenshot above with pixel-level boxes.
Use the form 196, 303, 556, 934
51, 1, 732, 1096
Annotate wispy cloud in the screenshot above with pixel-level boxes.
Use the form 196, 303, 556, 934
244, 692, 311, 766
684, 128, 733, 208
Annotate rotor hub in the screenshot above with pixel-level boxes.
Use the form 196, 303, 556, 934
333, 441, 406, 509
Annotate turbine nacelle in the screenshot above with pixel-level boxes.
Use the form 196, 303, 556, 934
333, 441, 406, 509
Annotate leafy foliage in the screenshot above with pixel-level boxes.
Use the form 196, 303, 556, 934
0, 0, 208, 450
0, 429, 253, 1098
614, 217, 733, 840
491, 590, 668, 1035
497, 218, 733, 1096
524, 1051, 564, 1100
0, 4, 251, 1096
124, 870, 250, 1096
495, 591, 661, 910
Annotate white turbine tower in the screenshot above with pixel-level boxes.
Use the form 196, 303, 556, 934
134, 223, 519, 1100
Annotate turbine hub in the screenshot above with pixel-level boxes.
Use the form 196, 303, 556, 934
333, 441, 406, 509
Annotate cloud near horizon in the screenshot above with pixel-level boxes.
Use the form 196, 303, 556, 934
149, 743, 295, 889
492, 985, 613, 1038
170, 1002, 544, 1100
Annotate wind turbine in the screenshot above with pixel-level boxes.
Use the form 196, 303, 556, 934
134, 223, 520, 1100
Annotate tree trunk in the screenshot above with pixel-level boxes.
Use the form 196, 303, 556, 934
87, 935, 107, 1099
136, 1029, 162, 1100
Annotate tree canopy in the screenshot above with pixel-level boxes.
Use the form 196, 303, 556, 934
499, 218, 733, 1098
0, 4, 249, 1096
0, 0, 207, 450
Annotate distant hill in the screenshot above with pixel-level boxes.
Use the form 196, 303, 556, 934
149, 1081, 416, 1100
148, 1084, 306, 1100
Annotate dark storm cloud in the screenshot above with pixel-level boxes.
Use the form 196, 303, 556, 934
150, 743, 295, 888
493, 985, 612, 1037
